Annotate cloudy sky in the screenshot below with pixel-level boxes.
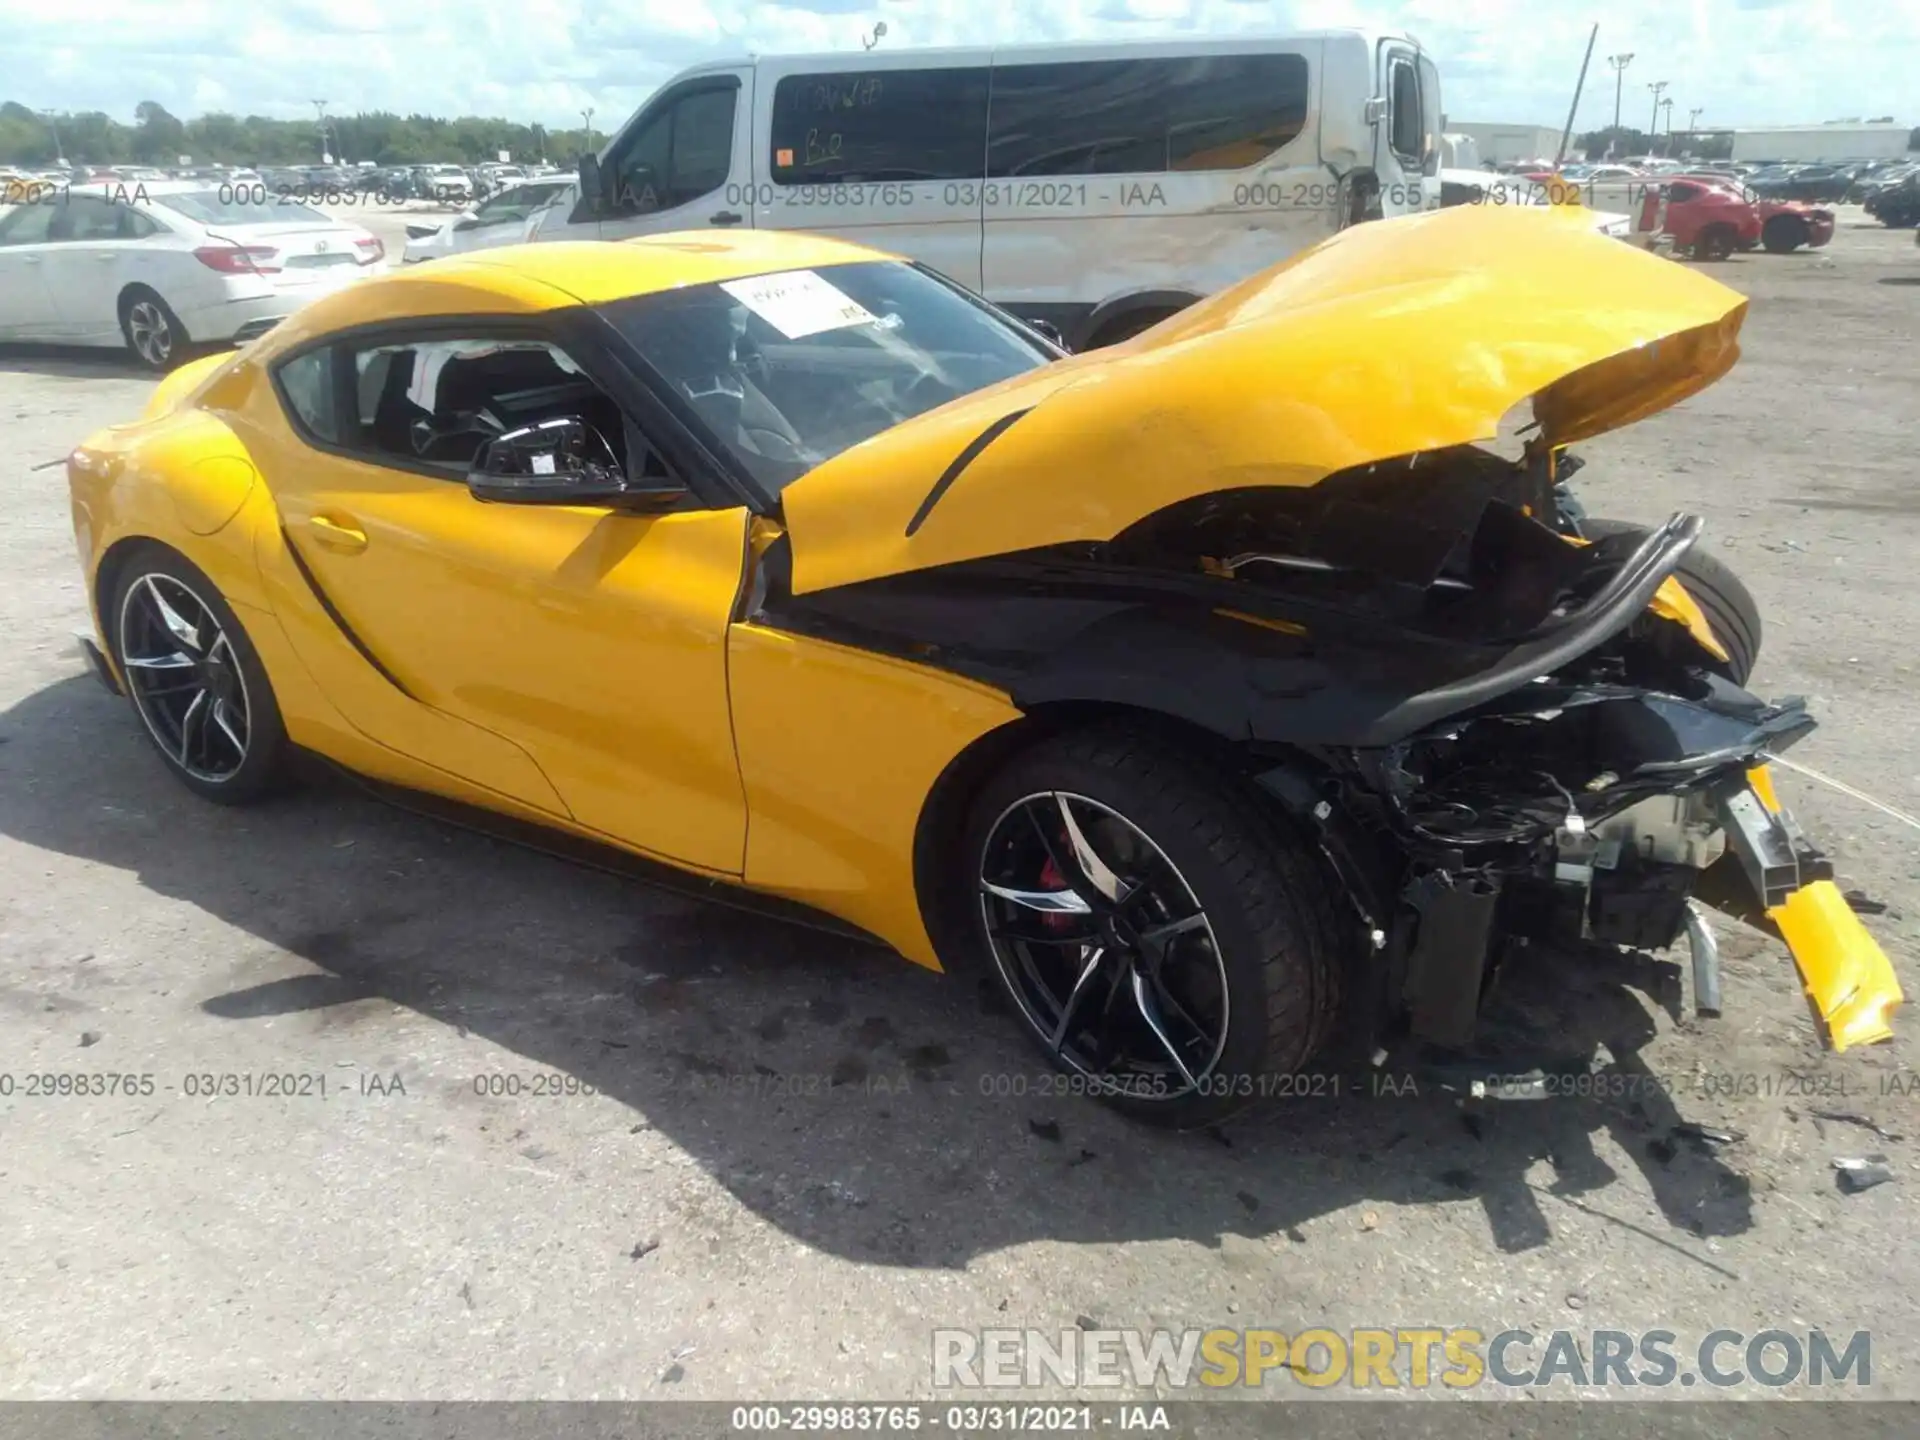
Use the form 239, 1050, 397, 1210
3, 0, 1911, 132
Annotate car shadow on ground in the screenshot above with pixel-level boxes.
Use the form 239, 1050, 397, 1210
0, 343, 158, 379
0, 672, 1754, 1269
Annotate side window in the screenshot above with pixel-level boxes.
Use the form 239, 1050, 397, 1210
0, 202, 57, 246
276, 349, 341, 444
1668, 182, 1702, 203
987, 54, 1310, 178
769, 68, 989, 184
669, 89, 735, 202
609, 84, 737, 213
1388, 59, 1422, 164
272, 334, 663, 488
49, 195, 123, 241
122, 206, 162, 239
1166, 54, 1309, 170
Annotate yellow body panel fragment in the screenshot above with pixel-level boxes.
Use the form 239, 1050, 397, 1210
1771, 880, 1905, 1051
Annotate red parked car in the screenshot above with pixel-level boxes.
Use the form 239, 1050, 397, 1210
1636, 178, 1763, 260
1674, 174, 1834, 254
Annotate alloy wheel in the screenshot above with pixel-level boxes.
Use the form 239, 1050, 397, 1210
978, 791, 1230, 1102
127, 300, 173, 366
117, 573, 252, 783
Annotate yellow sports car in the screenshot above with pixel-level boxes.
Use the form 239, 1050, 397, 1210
66, 206, 1900, 1125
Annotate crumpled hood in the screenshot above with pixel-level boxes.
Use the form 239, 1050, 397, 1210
780, 203, 1747, 596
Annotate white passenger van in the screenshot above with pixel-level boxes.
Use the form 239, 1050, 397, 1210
535, 31, 1441, 348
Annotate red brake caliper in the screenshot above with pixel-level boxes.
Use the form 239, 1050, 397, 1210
1039, 854, 1076, 932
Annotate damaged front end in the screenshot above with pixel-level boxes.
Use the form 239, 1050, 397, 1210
1163, 462, 1904, 1063
765, 443, 1901, 1062
761, 205, 1901, 1063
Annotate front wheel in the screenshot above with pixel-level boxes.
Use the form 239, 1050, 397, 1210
965, 724, 1345, 1128
1582, 517, 1762, 686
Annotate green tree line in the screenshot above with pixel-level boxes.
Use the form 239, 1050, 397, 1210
0, 99, 597, 167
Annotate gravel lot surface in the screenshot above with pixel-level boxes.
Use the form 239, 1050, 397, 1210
1, 209, 1916, 1414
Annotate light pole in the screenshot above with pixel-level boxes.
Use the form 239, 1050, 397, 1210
39, 108, 66, 165
311, 99, 329, 163
1647, 81, 1667, 151
1606, 52, 1634, 152
581, 107, 595, 154
1658, 97, 1674, 153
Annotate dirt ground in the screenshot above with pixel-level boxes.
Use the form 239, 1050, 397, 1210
1, 209, 1917, 1415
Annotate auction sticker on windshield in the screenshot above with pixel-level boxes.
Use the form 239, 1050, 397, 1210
720, 269, 877, 339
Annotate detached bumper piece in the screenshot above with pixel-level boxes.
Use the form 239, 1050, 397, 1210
1719, 770, 1905, 1051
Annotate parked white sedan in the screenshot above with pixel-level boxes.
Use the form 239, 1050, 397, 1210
0, 182, 389, 369
402, 179, 574, 264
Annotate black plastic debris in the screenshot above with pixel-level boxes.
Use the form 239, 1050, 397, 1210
1672, 1123, 1745, 1149
1834, 1157, 1897, 1194
1813, 1111, 1906, 1143
1842, 888, 1889, 916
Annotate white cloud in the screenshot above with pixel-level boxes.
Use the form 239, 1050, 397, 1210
1, 0, 1911, 132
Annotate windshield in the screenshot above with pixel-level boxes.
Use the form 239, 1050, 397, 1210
598, 260, 1054, 493
160, 190, 327, 226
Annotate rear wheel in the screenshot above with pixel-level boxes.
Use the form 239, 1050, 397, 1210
965, 723, 1345, 1128
108, 545, 291, 803
1582, 517, 1762, 685
118, 287, 189, 371
1692, 224, 1738, 262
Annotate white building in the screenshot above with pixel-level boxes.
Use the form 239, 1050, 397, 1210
1730, 124, 1911, 163
1449, 122, 1565, 166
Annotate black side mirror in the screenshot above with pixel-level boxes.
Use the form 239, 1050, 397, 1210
467, 418, 686, 510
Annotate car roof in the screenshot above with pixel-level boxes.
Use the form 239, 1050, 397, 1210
254, 230, 901, 354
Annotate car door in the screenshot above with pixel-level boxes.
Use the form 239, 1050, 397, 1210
42, 194, 174, 341
0, 200, 61, 336
250, 323, 752, 874
572, 70, 755, 241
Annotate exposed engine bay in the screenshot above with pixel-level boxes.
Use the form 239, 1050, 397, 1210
758, 440, 1897, 1059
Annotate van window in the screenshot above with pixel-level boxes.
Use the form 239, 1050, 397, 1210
987, 53, 1309, 178
1388, 59, 1422, 165
609, 83, 738, 212
769, 68, 990, 184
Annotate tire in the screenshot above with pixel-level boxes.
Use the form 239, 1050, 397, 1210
964, 722, 1345, 1128
1692, 225, 1737, 262
107, 544, 291, 803
118, 287, 190, 372
1085, 308, 1177, 349
1762, 216, 1806, 254
1581, 517, 1762, 686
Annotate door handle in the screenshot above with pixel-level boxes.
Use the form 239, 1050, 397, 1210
709, 210, 744, 227
307, 514, 368, 553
